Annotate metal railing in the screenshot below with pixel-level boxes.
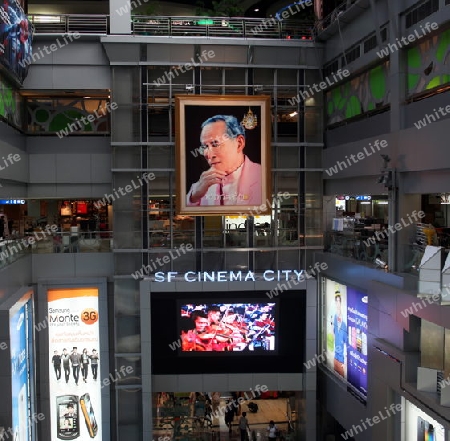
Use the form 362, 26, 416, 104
0, 237, 31, 270
28, 14, 314, 40
313, 0, 360, 36
28, 14, 109, 34
132, 16, 314, 39
34, 231, 114, 254
0, 232, 113, 262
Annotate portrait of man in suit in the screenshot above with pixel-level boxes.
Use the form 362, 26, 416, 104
176, 95, 271, 216
186, 115, 262, 207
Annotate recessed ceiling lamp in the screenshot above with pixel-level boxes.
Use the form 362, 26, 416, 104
254, 8, 259, 11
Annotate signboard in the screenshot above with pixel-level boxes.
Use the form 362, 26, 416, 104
48, 288, 102, 441
0, 0, 32, 83
0, 199, 25, 204
404, 399, 444, 441
322, 277, 368, 399
10, 293, 35, 441
150, 269, 310, 282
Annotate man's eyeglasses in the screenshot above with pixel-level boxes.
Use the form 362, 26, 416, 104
198, 140, 227, 155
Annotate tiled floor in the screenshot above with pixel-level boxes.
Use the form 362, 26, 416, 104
154, 398, 292, 441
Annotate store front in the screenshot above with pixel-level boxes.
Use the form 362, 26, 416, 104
0, 199, 112, 237
138, 275, 316, 441
325, 193, 450, 271
152, 390, 303, 441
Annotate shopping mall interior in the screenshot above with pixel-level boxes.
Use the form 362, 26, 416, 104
1, 0, 450, 440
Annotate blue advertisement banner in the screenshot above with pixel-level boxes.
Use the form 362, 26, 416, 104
346, 287, 368, 397
323, 277, 368, 400
0, 0, 32, 83
10, 297, 34, 441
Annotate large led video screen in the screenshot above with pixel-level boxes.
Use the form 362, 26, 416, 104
151, 291, 305, 374
10, 293, 35, 441
179, 302, 276, 352
322, 277, 368, 399
48, 288, 102, 441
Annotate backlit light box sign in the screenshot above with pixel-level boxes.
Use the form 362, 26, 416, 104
10, 292, 35, 441
403, 398, 444, 441
322, 277, 368, 399
48, 288, 102, 441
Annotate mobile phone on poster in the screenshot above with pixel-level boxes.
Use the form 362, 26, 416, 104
80, 393, 98, 438
57, 395, 80, 440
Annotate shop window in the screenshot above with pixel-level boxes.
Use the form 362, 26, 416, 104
27, 97, 111, 135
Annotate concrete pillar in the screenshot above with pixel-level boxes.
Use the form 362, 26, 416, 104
109, 0, 132, 34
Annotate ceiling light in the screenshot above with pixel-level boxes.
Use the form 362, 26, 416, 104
254, 8, 259, 12
289, 111, 298, 117
31, 16, 62, 23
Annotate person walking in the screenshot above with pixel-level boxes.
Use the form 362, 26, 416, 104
69, 347, 81, 385
225, 401, 234, 433
89, 349, 99, 380
239, 411, 250, 441
267, 420, 278, 441
81, 348, 90, 383
0, 216, 4, 239
61, 348, 71, 384
51, 350, 61, 381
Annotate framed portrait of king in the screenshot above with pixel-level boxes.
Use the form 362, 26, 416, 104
175, 95, 271, 216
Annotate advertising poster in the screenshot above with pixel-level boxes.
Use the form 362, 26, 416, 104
322, 277, 368, 398
0, 0, 32, 82
48, 288, 102, 441
324, 278, 348, 380
10, 294, 34, 441
346, 287, 368, 397
404, 399, 444, 441
175, 95, 271, 216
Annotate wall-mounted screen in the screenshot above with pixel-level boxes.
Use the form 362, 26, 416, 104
179, 302, 276, 352
151, 291, 304, 375
322, 277, 368, 400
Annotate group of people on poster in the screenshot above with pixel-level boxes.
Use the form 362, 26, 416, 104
51, 347, 99, 385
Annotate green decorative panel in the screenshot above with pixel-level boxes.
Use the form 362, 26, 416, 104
27, 98, 111, 134
325, 61, 390, 126
0, 75, 23, 129
407, 29, 450, 96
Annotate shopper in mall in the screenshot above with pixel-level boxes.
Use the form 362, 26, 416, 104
266, 421, 279, 441
238, 411, 250, 441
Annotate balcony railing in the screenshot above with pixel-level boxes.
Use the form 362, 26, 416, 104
313, 0, 360, 37
29, 14, 109, 34
132, 16, 314, 40
29, 14, 314, 40
0, 232, 113, 268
